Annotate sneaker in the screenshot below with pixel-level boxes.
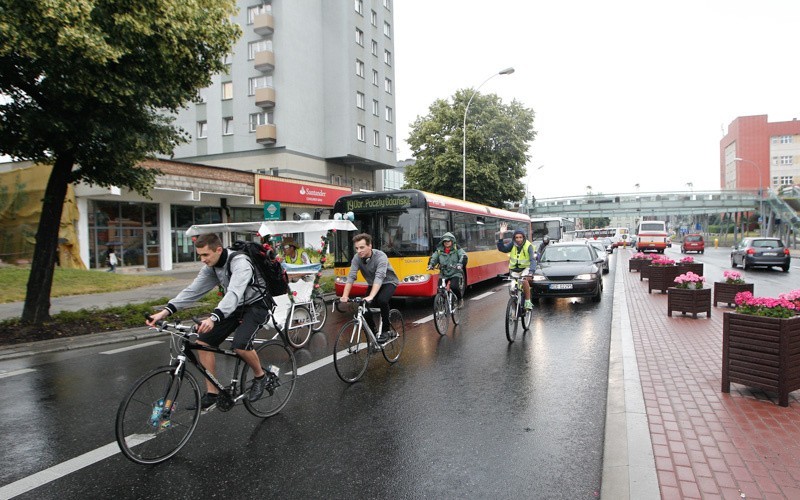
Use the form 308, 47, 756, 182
249, 374, 267, 402
524, 300, 534, 310
376, 331, 390, 344
188, 392, 218, 411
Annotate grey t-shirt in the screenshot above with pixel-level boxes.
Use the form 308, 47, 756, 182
346, 248, 399, 288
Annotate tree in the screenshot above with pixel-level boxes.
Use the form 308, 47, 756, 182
582, 217, 611, 229
404, 89, 535, 207
0, 0, 240, 325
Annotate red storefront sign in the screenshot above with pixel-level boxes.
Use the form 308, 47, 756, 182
258, 178, 351, 206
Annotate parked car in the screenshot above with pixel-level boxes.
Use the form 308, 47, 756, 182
730, 237, 790, 272
681, 234, 705, 254
599, 237, 614, 253
531, 243, 604, 302
588, 240, 610, 274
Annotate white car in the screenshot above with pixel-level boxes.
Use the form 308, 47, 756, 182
588, 241, 610, 274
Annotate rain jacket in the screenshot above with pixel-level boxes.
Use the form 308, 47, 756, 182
428, 232, 466, 279
497, 228, 536, 272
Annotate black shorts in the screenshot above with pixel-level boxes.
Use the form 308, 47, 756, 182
198, 301, 269, 350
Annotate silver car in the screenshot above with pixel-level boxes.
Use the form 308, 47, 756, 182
588, 241, 610, 274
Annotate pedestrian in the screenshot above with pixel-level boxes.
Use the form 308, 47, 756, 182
107, 247, 118, 272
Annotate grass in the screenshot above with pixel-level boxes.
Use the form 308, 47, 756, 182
1, 267, 169, 303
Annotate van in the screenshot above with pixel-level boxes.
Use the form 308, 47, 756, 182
681, 234, 704, 254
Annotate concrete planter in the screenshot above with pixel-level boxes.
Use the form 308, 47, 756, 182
713, 282, 755, 308
647, 265, 681, 294
667, 287, 711, 318
721, 312, 800, 407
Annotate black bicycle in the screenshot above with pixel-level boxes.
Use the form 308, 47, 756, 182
431, 265, 461, 335
503, 272, 533, 343
115, 317, 297, 465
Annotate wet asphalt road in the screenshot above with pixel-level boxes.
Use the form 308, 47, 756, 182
0, 258, 618, 499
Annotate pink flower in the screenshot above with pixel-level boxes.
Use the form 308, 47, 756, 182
722, 270, 744, 285
674, 271, 705, 289
735, 291, 797, 318
680, 256, 694, 264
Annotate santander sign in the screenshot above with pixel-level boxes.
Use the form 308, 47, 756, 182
259, 178, 351, 206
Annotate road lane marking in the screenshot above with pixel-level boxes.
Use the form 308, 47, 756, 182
469, 291, 496, 301
0, 368, 36, 379
414, 315, 433, 325
100, 341, 163, 355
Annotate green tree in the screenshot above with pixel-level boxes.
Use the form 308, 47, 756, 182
582, 218, 611, 229
404, 89, 535, 207
0, 0, 240, 325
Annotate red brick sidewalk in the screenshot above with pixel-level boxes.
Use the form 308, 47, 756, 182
623, 255, 800, 499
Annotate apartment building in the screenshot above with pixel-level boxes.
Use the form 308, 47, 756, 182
720, 115, 800, 192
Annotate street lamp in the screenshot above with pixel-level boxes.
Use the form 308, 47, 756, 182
462, 67, 515, 200
734, 157, 764, 236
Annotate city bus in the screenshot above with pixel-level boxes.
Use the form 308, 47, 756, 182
636, 220, 669, 253
530, 217, 576, 244
332, 189, 532, 298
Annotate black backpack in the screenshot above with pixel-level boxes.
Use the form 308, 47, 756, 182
228, 241, 289, 298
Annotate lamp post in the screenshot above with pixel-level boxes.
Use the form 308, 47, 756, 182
734, 157, 764, 236
462, 67, 515, 200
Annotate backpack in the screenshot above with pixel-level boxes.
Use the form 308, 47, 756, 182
228, 241, 289, 298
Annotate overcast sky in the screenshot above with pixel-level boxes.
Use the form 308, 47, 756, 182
393, 0, 800, 200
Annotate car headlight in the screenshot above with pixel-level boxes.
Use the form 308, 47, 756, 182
575, 273, 597, 280
402, 274, 431, 283
532, 275, 547, 282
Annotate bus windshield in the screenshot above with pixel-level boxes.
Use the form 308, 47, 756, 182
333, 207, 429, 263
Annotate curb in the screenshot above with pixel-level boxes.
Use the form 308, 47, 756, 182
0, 328, 169, 361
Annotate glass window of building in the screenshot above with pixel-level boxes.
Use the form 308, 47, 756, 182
384, 49, 392, 66
372, 99, 379, 116
371, 39, 378, 56
372, 69, 379, 86
355, 28, 364, 46
383, 21, 391, 37
357, 124, 366, 142
88, 200, 159, 269
197, 121, 208, 139
385, 106, 392, 123
356, 91, 365, 109
354, 0, 363, 14
248, 76, 269, 95
248, 40, 269, 60
385, 135, 394, 151
223, 117, 234, 135
250, 112, 267, 132
247, 3, 271, 24
373, 130, 380, 146
222, 81, 233, 100
384, 77, 392, 94
356, 59, 365, 77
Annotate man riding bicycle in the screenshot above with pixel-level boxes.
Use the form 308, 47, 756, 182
146, 233, 270, 410
427, 232, 467, 308
497, 222, 536, 309
340, 233, 399, 343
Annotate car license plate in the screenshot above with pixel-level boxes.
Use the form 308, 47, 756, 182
763, 252, 777, 256
550, 283, 573, 290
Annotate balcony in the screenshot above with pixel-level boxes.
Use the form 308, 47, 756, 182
253, 13, 274, 36
256, 124, 277, 145
254, 86, 275, 108
254, 50, 275, 72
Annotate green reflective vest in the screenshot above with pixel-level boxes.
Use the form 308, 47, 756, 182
509, 241, 533, 270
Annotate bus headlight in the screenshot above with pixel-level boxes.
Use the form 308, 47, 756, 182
335, 276, 348, 284
402, 274, 431, 284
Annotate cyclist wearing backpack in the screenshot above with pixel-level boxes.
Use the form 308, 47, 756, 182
427, 232, 467, 308
146, 233, 270, 410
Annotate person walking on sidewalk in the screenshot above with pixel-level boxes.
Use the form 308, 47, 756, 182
497, 222, 536, 309
427, 232, 467, 308
145, 233, 269, 410
106, 247, 118, 273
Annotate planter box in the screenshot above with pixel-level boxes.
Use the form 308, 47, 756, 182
713, 282, 755, 308
629, 259, 646, 272
648, 266, 681, 294
640, 262, 653, 281
667, 287, 711, 318
677, 262, 704, 276
722, 312, 800, 407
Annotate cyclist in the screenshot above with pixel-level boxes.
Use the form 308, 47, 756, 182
497, 222, 536, 309
340, 233, 399, 343
427, 232, 467, 308
146, 233, 270, 410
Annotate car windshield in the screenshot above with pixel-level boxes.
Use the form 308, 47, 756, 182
752, 239, 783, 248
541, 246, 593, 262
685, 235, 702, 242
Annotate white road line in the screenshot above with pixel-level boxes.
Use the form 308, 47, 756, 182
414, 315, 433, 325
469, 291, 496, 301
100, 341, 163, 355
0, 368, 36, 379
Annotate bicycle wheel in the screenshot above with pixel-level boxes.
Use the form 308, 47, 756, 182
433, 292, 449, 335
450, 291, 461, 326
285, 305, 313, 349
311, 295, 328, 332
115, 366, 201, 465
334, 320, 370, 383
382, 309, 405, 363
505, 298, 519, 343
521, 301, 532, 331
242, 340, 297, 418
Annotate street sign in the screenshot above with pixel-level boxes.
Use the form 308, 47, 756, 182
264, 202, 281, 221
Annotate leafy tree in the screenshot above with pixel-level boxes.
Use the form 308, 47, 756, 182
0, 0, 241, 325
404, 89, 535, 207
582, 218, 611, 229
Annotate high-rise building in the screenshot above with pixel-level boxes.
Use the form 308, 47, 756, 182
170, 0, 397, 192
720, 115, 800, 192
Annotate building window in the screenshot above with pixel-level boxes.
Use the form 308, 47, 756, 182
373, 130, 380, 147
331, 174, 342, 186
197, 88, 208, 103
356, 59, 365, 78
371, 39, 378, 56
383, 0, 391, 10
372, 69, 379, 86
223, 117, 234, 136
371, 10, 377, 26
247, 3, 271, 24
385, 135, 394, 151
222, 82, 233, 100
356, 91, 365, 109
384, 49, 392, 66
372, 99, 379, 116
355, 28, 364, 46
354, 0, 363, 15
385, 106, 393, 123
780, 176, 793, 185
248, 76, 270, 95
248, 40, 270, 60
384, 21, 391, 37
197, 121, 208, 139
249, 112, 268, 132
780, 155, 793, 165
384, 77, 392, 94
222, 53, 233, 65
357, 124, 366, 142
